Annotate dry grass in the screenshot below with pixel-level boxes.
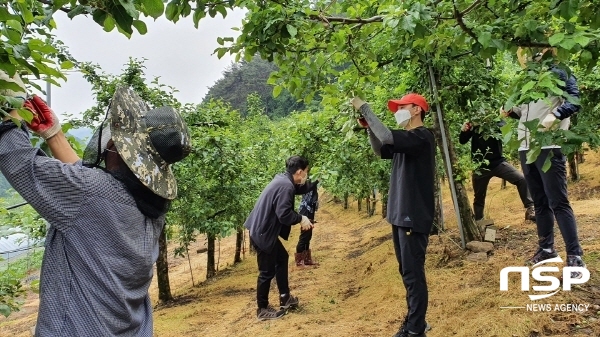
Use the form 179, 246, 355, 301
3, 152, 600, 336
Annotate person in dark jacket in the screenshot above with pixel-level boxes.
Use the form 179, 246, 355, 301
295, 185, 319, 266
244, 156, 317, 320
459, 121, 535, 221
352, 93, 435, 337
502, 48, 586, 277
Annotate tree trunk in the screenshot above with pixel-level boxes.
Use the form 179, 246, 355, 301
577, 151, 584, 164
381, 191, 388, 219
568, 152, 580, 182
430, 94, 481, 243
357, 198, 362, 212
343, 192, 349, 209
206, 234, 216, 279
369, 189, 377, 217
156, 226, 173, 303
234, 227, 243, 264
431, 177, 444, 235
501, 179, 507, 189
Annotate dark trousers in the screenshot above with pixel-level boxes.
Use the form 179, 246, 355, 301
256, 239, 290, 308
392, 225, 429, 334
472, 161, 534, 220
296, 228, 313, 253
519, 149, 582, 256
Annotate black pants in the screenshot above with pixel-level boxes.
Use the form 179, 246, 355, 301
519, 149, 582, 256
256, 239, 290, 308
296, 211, 314, 253
392, 225, 429, 334
472, 161, 533, 220
296, 228, 313, 253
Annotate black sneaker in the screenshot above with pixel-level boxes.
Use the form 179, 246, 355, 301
394, 317, 430, 337
392, 329, 426, 337
279, 293, 299, 310
526, 248, 558, 266
257, 306, 285, 321
525, 206, 536, 221
567, 255, 587, 279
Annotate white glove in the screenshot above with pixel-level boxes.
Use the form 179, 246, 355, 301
540, 113, 558, 131
300, 216, 313, 231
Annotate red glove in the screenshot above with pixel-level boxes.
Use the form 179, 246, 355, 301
23, 95, 61, 139
357, 117, 369, 128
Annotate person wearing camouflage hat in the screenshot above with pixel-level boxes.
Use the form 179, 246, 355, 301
0, 77, 191, 336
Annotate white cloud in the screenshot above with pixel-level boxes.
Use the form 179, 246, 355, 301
43, 10, 246, 119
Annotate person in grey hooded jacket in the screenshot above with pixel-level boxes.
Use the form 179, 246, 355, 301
503, 49, 586, 277
244, 155, 317, 320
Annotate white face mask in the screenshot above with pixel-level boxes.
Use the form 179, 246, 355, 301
394, 109, 412, 128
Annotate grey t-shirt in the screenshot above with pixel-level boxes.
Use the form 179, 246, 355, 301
380, 127, 436, 234
0, 124, 162, 337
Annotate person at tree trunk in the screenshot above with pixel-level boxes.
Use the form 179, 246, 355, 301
502, 48, 586, 278
244, 155, 317, 320
459, 120, 535, 221
295, 184, 319, 266
352, 93, 435, 337
0, 77, 191, 337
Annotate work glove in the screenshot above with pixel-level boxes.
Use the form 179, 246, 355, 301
357, 117, 369, 128
23, 95, 61, 139
351, 97, 366, 111
300, 215, 313, 231
461, 122, 472, 132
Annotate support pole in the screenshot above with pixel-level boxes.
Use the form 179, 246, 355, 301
427, 64, 466, 249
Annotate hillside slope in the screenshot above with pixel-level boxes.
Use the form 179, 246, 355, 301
3, 154, 600, 336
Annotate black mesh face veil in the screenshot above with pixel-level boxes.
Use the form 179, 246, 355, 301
82, 108, 112, 168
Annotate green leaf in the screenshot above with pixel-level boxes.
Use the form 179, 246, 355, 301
574, 35, 591, 47
60, 60, 75, 69
548, 32, 565, 46
273, 85, 282, 98
559, 38, 576, 50
192, 9, 206, 28
165, 2, 179, 21
112, 6, 134, 35
541, 152, 553, 172
6, 20, 23, 34
215, 47, 226, 58
478, 32, 492, 48
103, 15, 116, 32
17, 107, 34, 123
67, 5, 87, 19
92, 9, 108, 26
521, 80, 536, 93
132, 20, 148, 35
216, 5, 227, 18
286, 24, 298, 38
118, 0, 139, 20
143, 0, 164, 19
526, 147, 541, 164
0, 7, 20, 21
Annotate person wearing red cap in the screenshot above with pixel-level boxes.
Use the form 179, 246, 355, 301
352, 93, 435, 337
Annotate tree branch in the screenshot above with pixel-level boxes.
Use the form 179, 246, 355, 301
36, 0, 71, 13
460, 0, 483, 16
309, 14, 383, 25
453, 2, 478, 41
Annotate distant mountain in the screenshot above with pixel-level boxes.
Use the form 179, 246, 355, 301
67, 127, 93, 143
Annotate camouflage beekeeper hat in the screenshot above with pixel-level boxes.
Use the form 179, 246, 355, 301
109, 86, 191, 200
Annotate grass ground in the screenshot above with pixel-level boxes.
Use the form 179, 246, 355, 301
3, 152, 600, 337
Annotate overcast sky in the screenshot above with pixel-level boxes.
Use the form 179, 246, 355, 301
42, 10, 246, 120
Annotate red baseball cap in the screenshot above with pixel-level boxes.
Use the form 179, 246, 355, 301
387, 93, 429, 114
